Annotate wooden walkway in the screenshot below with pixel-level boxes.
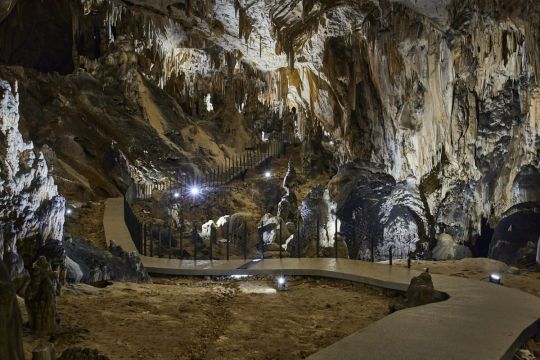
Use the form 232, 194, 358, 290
103, 198, 540, 360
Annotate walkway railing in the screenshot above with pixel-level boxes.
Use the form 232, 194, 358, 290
131, 134, 289, 201
122, 131, 411, 264
123, 134, 289, 258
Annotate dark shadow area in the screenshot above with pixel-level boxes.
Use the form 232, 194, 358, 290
0, 0, 74, 74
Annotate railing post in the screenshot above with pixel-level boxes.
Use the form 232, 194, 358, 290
353, 217, 357, 260
296, 214, 301, 258
389, 246, 393, 266
150, 223, 154, 257
370, 235, 375, 262
142, 222, 146, 256
158, 225, 162, 257
226, 226, 230, 261
407, 251, 412, 269
279, 220, 282, 259
316, 217, 320, 258
179, 226, 184, 260
259, 221, 264, 260
193, 229, 197, 262
210, 227, 213, 262
243, 224, 248, 260
168, 227, 172, 259
334, 217, 338, 260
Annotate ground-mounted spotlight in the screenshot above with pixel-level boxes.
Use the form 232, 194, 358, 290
190, 185, 201, 197
489, 273, 502, 285
66, 208, 73, 216
173, 192, 180, 199
264, 171, 272, 179
276, 276, 288, 291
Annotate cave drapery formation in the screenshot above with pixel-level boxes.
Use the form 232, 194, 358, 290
0, 0, 539, 264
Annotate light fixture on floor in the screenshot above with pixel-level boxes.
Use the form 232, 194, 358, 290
173, 192, 180, 199
66, 208, 73, 216
276, 276, 288, 291
264, 170, 272, 179
489, 273, 501, 285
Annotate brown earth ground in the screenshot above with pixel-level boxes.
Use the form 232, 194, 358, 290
21, 276, 398, 360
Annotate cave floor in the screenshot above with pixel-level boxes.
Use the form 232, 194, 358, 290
22, 276, 395, 360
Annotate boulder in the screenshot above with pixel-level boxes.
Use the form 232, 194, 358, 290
259, 214, 290, 245
215, 215, 230, 239
201, 220, 216, 240
432, 233, 472, 260
64, 256, 83, 283
64, 238, 149, 283
489, 205, 540, 266
391, 270, 448, 311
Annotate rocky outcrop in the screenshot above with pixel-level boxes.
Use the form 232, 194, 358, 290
488, 203, 540, 266
0, 79, 65, 287
390, 269, 448, 312
64, 238, 149, 283
432, 233, 472, 261
329, 163, 429, 260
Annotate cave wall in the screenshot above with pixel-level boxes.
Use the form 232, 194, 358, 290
0, 0, 75, 74
0, 0, 538, 255
271, 0, 540, 246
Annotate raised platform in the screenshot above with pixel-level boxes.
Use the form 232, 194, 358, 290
103, 197, 540, 360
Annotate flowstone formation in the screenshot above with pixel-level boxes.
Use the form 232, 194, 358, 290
0, 79, 65, 288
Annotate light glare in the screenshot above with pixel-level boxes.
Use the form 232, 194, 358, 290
190, 186, 200, 196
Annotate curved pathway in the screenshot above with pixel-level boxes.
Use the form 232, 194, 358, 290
104, 197, 540, 360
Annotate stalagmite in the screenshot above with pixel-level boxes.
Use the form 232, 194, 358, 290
0, 260, 24, 360
25, 256, 58, 335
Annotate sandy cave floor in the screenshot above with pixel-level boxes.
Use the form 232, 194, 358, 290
22, 276, 398, 360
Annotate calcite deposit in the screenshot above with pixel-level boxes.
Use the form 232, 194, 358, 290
0, 79, 65, 286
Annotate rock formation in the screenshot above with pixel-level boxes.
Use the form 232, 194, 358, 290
391, 269, 448, 311
0, 79, 65, 288
64, 238, 150, 283
25, 256, 57, 335
277, 159, 298, 222
0, 259, 24, 360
